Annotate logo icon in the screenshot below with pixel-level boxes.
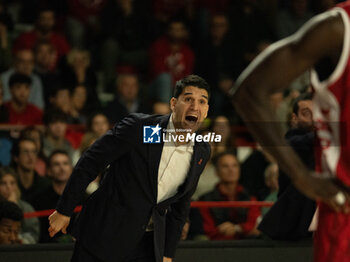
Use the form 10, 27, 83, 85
143, 124, 162, 143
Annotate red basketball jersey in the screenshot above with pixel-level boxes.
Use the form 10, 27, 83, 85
312, 1, 350, 186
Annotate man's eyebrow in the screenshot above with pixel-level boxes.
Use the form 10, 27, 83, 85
183, 92, 208, 100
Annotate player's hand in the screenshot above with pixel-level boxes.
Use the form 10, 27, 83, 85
293, 173, 350, 213
163, 256, 172, 262
48, 211, 71, 237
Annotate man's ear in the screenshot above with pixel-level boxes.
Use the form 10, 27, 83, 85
204, 105, 209, 119
170, 97, 177, 112
291, 113, 298, 128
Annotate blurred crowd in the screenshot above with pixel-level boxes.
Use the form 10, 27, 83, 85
0, 0, 341, 245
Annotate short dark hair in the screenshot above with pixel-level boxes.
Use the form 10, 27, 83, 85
48, 149, 70, 167
43, 108, 68, 126
0, 167, 18, 182
0, 200, 23, 222
292, 93, 312, 115
20, 126, 43, 151
9, 73, 32, 88
173, 75, 210, 99
11, 137, 37, 158
48, 83, 71, 99
212, 151, 238, 169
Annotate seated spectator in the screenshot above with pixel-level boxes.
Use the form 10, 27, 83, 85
104, 73, 150, 124
199, 151, 260, 240
194, 13, 238, 117
65, 0, 107, 48
1, 49, 44, 109
99, 0, 152, 90
86, 112, 110, 138
0, 80, 11, 166
209, 116, 235, 156
69, 84, 88, 124
11, 137, 50, 205
32, 150, 75, 243
62, 49, 100, 113
48, 85, 87, 125
0, 80, 9, 122
240, 147, 273, 198
0, 12, 12, 73
42, 109, 75, 161
259, 163, 279, 217
13, 8, 70, 63
20, 127, 46, 177
0, 200, 23, 245
149, 18, 195, 102
228, 1, 275, 71
48, 85, 71, 115
33, 41, 60, 105
0, 167, 40, 244
276, 0, 314, 39
3, 73, 42, 125
193, 117, 234, 200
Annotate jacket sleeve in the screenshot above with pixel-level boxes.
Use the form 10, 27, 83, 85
56, 114, 140, 216
163, 180, 197, 258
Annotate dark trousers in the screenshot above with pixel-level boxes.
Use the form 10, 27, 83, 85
71, 232, 156, 262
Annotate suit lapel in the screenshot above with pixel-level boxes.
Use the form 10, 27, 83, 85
147, 115, 170, 201
178, 141, 206, 194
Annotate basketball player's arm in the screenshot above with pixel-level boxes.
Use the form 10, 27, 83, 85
231, 10, 350, 212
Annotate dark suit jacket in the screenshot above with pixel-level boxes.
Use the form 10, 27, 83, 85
258, 128, 316, 240
56, 113, 211, 262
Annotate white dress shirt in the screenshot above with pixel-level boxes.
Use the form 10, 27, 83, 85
157, 114, 194, 203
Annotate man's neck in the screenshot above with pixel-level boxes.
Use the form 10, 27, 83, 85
47, 135, 64, 146
10, 100, 27, 112
169, 41, 182, 52
220, 182, 237, 197
18, 168, 35, 190
52, 181, 67, 196
212, 37, 224, 46
35, 29, 52, 39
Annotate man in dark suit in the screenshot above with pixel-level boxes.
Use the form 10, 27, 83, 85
259, 93, 317, 240
48, 75, 211, 262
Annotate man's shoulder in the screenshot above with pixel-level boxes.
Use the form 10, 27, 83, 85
0, 69, 13, 80
26, 103, 42, 114
199, 186, 220, 201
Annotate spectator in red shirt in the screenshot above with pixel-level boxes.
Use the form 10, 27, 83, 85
149, 18, 195, 102
3, 73, 42, 125
199, 151, 261, 240
13, 8, 70, 63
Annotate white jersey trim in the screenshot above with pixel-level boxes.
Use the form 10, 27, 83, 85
311, 8, 350, 88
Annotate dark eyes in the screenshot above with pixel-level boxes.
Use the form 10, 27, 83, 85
184, 97, 206, 104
